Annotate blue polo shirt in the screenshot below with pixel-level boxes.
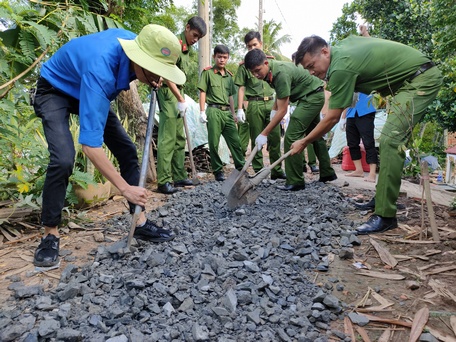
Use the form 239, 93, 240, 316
40, 29, 137, 147
346, 93, 376, 118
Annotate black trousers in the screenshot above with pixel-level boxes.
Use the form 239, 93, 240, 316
346, 112, 378, 165
34, 77, 140, 226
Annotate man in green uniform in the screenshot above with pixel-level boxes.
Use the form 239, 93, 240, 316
156, 16, 207, 194
244, 49, 336, 191
293, 33, 442, 234
198, 44, 245, 181
235, 31, 285, 179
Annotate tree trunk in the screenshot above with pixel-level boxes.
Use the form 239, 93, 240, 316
117, 81, 157, 183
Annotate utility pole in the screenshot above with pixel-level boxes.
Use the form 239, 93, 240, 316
198, 0, 211, 74
258, 0, 263, 37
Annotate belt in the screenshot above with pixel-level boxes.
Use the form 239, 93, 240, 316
307, 86, 324, 96
247, 96, 273, 101
208, 104, 230, 111
407, 61, 436, 81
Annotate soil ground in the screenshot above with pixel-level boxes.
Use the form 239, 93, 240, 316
1, 162, 456, 341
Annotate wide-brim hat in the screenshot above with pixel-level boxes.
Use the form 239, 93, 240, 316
118, 24, 186, 85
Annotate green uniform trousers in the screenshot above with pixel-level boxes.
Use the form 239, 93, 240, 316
284, 91, 335, 185
305, 144, 317, 166
206, 107, 245, 173
375, 67, 442, 217
156, 87, 187, 185
237, 121, 250, 155
246, 100, 284, 176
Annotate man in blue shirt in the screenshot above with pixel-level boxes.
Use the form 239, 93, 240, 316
33, 24, 184, 267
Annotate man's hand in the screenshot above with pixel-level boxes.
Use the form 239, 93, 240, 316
255, 134, 268, 151
290, 139, 308, 155
200, 111, 208, 123
121, 185, 148, 207
236, 109, 246, 123
177, 101, 188, 118
270, 109, 277, 121
339, 118, 346, 131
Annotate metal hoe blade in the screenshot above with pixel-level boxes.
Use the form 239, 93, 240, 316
226, 172, 260, 209
221, 145, 258, 196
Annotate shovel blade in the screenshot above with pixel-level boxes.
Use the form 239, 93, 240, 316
221, 169, 240, 195
226, 172, 259, 209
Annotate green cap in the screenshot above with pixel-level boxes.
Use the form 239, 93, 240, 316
118, 24, 186, 85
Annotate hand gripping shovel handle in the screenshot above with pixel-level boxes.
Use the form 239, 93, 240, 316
182, 111, 200, 185
127, 89, 157, 249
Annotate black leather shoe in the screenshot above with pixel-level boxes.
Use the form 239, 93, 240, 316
134, 219, 175, 242
174, 179, 193, 187
157, 182, 178, 194
271, 172, 287, 180
310, 165, 319, 174
355, 197, 376, 210
214, 171, 225, 182
355, 198, 406, 211
356, 214, 398, 235
277, 184, 305, 191
319, 173, 337, 183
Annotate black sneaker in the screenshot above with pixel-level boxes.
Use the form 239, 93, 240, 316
310, 165, 319, 173
33, 234, 60, 267
134, 220, 176, 242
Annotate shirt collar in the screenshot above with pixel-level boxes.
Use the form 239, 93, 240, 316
179, 32, 189, 53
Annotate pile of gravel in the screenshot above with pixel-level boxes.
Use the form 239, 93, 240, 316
1, 179, 360, 342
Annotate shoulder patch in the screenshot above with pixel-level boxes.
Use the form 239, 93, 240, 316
266, 55, 275, 60
239, 60, 245, 65
226, 69, 233, 76
203, 66, 213, 71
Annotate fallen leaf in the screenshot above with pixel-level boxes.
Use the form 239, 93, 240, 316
408, 307, 429, 342
378, 328, 391, 342
356, 270, 405, 280
370, 238, 398, 268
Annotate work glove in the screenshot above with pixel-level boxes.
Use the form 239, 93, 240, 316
255, 134, 268, 151
339, 118, 346, 131
200, 111, 208, 123
270, 109, 277, 121
236, 109, 246, 123
177, 101, 187, 118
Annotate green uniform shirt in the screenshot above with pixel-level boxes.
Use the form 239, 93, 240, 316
234, 62, 275, 98
198, 66, 236, 105
327, 35, 431, 109
266, 59, 324, 102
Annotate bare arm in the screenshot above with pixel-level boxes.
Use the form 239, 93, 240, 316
237, 86, 246, 110
290, 108, 344, 155
261, 97, 288, 136
82, 145, 147, 207
199, 91, 206, 111
165, 80, 185, 103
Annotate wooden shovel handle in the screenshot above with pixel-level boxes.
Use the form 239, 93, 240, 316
239, 144, 258, 174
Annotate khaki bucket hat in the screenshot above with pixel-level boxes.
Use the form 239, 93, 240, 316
118, 24, 186, 85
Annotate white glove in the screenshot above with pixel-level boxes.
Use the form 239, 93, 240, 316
200, 111, 208, 123
236, 109, 246, 123
177, 101, 188, 117
339, 118, 346, 131
270, 109, 277, 121
255, 134, 268, 151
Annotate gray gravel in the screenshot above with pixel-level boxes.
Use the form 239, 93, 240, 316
1, 179, 359, 342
